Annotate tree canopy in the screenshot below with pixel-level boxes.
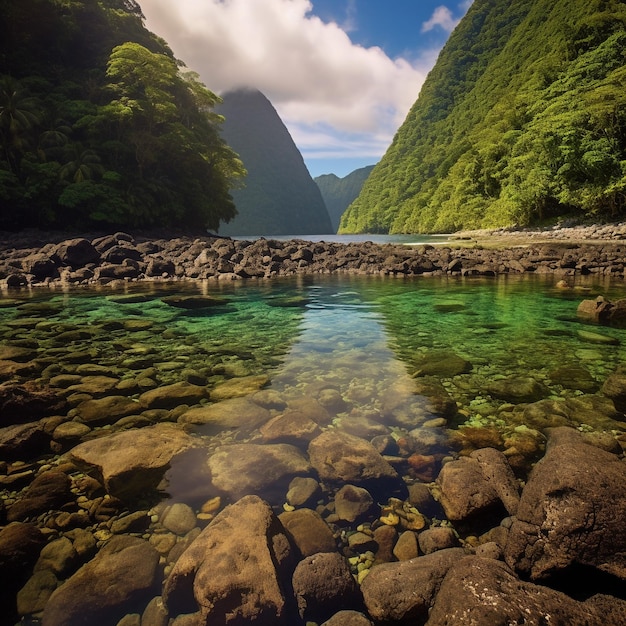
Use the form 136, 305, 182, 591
0, 0, 245, 231
340, 0, 626, 234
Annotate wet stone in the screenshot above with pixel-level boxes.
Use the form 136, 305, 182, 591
334, 484, 375, 523
286, 476, 322, 508
279, 508, 337, 557
161, 503, 197, 536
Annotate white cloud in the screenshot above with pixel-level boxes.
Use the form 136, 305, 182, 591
421, 6, 458, 33
139, 0, 429, 163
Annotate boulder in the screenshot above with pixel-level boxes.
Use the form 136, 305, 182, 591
163, 495, 297, 624
0, 421, 49, 461
505, 427, 626, 582
279, 508, 337, 557
286, 476, 322, 508
308, 430, 407, 500
292, 552, 362, 622
411, 350, 472, 377
207, 443, 311, 502
0, 383, 67, 425
69, 423, 197, 499
73, 395, 139, 426
486, 376, 550, 403
427, 556, 626, 626
360, 547, 465, 623
321, 611, 373, 626
260, 410, 322, 444
51, 238, 101, 267
178, 397, 269, 433
334, 484, 375, 523
8, 470, 73, 522
209, 375, 270, 401
602, 365, 626, 413
139, 382, 208, 410
577, 296, 626, 327
42, 536, 159, 626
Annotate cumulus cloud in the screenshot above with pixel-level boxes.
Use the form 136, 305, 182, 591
139, 0, 429, 165
421, 1, 473, 33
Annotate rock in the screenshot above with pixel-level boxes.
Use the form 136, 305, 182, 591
469, 447, 520, 516
505, 427, 626, 582
66, 375, 120, 396
34, 536, 78, 577
70, 423, 197, 499
260, 410, 322, 444
110, 511, 151, 535
602, 365, 626, 412
418, 527, 459, 554
22, 252, 57, 279
577, 329, 620, 345
360, 547, 465, 623
0, 522, 47, 622
0, 421, 49, 461
51, 238, 101, 267
435, 457, 505, 527
8, 470, 73, 522
286, 477, 322, 508
0, 383, 67, 425
52, 420, 91, 444
288, 396, 332, 425
74, 395, 140, 426
141, 596, 169, 626
209, 374, 270, 401
427, 556, 626, 626
207, 443, 311, 502
308, 430, 407, 500
292, 552, 361, 622
334, 484, 375, 523
178, 397, 270, 433
549, 364, 598, 392
161, 295, 229, 309
164, 495, 297, 624
486, 376, 550, 403
161, 503, 197, 536
407, 483, 445, 519
577, 296, 626, 328
41, 536, 159, 626
140, 382, 208, 410
17, 569, 59, 617
321, 611, 374, 626
279, 508, 337, 557
411, 350, 472, 377
393, 531, 419, 560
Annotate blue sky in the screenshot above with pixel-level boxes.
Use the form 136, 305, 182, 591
140, 0, 473, 178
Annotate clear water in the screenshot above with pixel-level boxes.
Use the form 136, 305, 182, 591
3, 274, 626, 621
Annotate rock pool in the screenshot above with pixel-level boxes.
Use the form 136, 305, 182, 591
1, 273, 626, 625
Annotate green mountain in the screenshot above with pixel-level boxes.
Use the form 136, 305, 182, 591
216, 88, 332, 236
340, 0, 626, 234
315, 165, 375, 232
0, 0, 244, 231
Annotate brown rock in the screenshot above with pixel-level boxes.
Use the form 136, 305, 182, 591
164, 495, 297, 624
292, 552, 361, 622
42, 536, 159, 626
69, 423, 197, 499
74, 395, 140, 426
0, 421, 50, 461
178, 397, 269, 433
139, 382, 208, 410
334, 484, 374, 523
8, 470, 73, 522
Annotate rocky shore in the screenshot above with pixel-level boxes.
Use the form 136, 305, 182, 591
0, 223, 625, 288
1, 225, 626, 625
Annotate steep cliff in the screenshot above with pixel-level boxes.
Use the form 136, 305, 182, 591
340, 0, 626, 233
217, 88, 332, 236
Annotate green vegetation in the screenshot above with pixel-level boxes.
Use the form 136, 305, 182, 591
315, 165, 375, 232
217, 89, 332, 236
340, 0, 626, 234
0, 0, 245, 231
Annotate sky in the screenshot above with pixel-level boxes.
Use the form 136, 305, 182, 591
139, 0, 473, 178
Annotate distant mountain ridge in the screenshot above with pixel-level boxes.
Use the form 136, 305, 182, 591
315, 166, 375, 232
340, 0, 626, 233
216, 88, 332, 236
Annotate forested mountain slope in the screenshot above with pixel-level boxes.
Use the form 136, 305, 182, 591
216, 88, 332, 236
315, 165, 375, 232
0, 0, 244, 231
340, 0, 626, 234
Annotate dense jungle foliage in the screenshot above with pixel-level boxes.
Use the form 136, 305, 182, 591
340, 0, 626, 234
0, 0, 245, 231
315, 165, 375, 232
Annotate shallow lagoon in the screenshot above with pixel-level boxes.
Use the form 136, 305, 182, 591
2, 273, 626, 623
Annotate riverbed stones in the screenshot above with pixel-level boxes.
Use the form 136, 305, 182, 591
73, 395, 140, 426
505, 427, 626, 583
602, 364, 626, 412
0, 421, 49, 460
308, 430, 407, 500
69, 423, 198, 499
8, 470, 73, 522
486, 376, 550, 403
163, 495, 296, 624
0, 382, 67, 425
139, 382, 208, 410
286, 476, 322, 507
334, 484, 375, 523
41, 535, 160, 626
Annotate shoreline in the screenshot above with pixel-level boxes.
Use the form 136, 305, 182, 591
0, 223, 625, 289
